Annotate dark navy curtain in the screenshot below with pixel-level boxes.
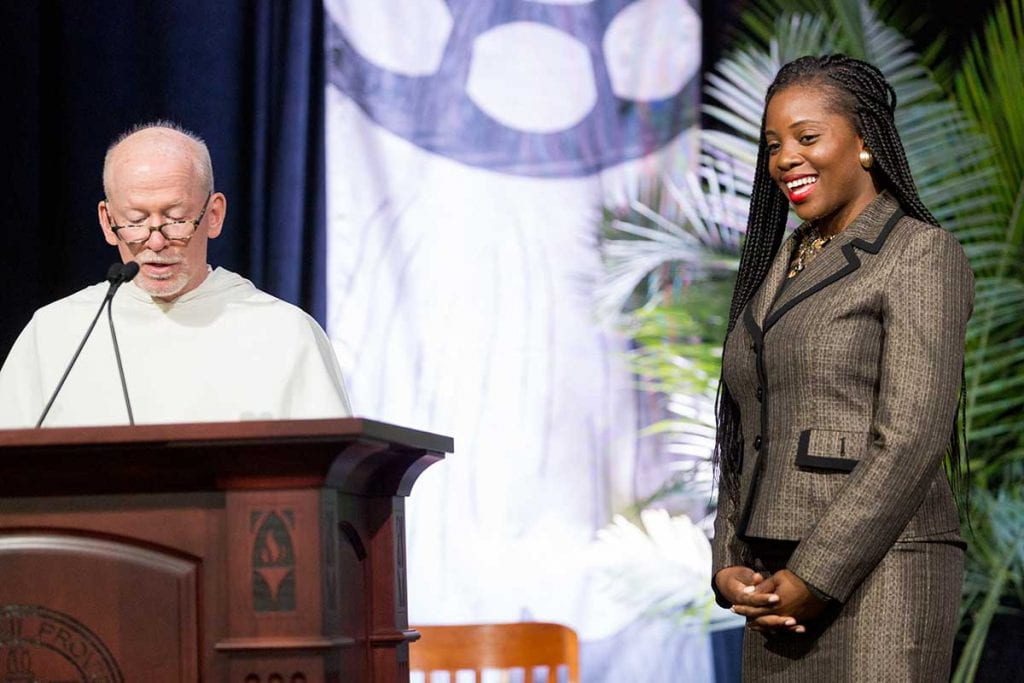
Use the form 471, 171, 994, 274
0, 0, 327, 361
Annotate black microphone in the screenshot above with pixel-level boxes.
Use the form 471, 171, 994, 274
35, 262, 140, 427
107, 261, 139, 425
112, 261, 140, 284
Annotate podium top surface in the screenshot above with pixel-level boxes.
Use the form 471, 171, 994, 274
0, 418, 452, 498
0, 417, 453, 453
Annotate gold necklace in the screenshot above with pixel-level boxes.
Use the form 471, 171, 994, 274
787, 224, 834, 278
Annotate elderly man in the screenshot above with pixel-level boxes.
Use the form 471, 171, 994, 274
0, 121, 351, 427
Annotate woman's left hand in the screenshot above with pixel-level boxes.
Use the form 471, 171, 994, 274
731, 569, 827, 633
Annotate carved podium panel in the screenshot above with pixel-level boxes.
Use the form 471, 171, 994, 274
0, 418, 451, 682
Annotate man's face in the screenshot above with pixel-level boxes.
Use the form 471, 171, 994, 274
98, 132, 225, 301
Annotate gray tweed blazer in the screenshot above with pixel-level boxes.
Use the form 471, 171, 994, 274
712, 191, 974, 604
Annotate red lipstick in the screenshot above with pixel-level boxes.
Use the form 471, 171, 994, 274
782, 174, 818, 203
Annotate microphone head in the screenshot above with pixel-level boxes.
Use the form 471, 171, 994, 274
120, 261, 140, 282
106, 263, 124, 283
106, 261, 141, 285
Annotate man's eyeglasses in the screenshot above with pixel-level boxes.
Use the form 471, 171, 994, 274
106, 192, 212, 245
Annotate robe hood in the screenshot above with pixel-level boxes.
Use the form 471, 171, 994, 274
122, 266, 258, 308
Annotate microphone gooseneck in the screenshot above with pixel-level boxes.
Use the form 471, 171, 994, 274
35, 262, 139, 428
107, 262, 138, 425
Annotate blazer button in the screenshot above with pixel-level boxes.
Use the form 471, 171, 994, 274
756, 386, 764, 402
749, 342, 757, 352
753, 435, 762, 450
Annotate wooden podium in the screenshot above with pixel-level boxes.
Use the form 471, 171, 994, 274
0, 418, 451, 682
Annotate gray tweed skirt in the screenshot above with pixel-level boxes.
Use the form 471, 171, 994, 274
741, 539, 964, 682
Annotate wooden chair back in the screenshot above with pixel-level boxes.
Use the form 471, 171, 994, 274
410, 622, 580, 683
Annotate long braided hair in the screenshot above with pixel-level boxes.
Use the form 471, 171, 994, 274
714, 54, 969, 517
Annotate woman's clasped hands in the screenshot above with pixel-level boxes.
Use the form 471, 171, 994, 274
715, 566, 827, 634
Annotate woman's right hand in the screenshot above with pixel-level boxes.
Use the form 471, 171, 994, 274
714, 565, 771, 606
715, 566, 805, 634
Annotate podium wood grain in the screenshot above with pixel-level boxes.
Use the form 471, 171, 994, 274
0, 418, 450, 682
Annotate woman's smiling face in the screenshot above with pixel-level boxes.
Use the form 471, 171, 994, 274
764, 84, 879, 235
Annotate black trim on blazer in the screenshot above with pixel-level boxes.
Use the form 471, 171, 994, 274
736, 304, 767, 538
795, 429, 859, 472
763, 208, 905, 334
732, 206, 903, 538
742, 302, 763, 350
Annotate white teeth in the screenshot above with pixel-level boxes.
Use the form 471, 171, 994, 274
786, 176, 818, 190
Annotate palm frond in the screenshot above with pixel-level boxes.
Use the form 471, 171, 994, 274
597, 157, 746, 321
739, 0, 834, 46
949, 0, 1024, 486
955, 0, 1024, 198
953, 486, 1024, 683
601, 0, 1003, 496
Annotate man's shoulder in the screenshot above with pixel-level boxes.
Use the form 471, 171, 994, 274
213, 269, 324, 333
31, 282, 109, 321
220, 273, 312, 316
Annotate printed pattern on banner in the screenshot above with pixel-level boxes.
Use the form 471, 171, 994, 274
323, 1, 710, 680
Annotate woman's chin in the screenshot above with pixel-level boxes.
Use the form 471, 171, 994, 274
791, 201, 819, 222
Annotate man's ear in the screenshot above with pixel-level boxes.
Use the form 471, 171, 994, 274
205, 192, 227, 239
98, 200, 118, 246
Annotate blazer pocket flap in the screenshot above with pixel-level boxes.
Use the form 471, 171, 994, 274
795, 429, 867, 472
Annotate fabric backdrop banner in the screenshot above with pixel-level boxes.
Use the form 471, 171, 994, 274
323, 1, 707, 680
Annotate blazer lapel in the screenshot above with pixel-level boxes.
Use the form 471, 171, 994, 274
764, 192, 904, 334
754, 233, 798, 327
741, 230, 798, 345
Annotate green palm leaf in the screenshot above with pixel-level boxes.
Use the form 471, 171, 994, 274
952, 487, 1024, 683
676, 1, 1024, 677
599, 0, 999, 517
950, 0, 1024, 484
600, 3, 1021, 666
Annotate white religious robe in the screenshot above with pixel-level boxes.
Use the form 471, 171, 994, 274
0, 267, 351, 428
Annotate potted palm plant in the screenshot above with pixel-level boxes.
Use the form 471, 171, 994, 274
597, 1, 1024, 680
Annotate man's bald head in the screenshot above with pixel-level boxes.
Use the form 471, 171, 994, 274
98, 120, 226, 301
102, 121, 214, 200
